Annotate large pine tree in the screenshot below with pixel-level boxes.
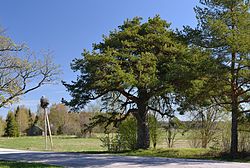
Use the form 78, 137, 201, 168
63, 16, 216, 149
185, 0, 250, 156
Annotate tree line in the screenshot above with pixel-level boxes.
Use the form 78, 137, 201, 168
0, 104, 101, 137
1, 103, 249, 153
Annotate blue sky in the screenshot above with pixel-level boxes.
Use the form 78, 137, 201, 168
0, 0, 199, 117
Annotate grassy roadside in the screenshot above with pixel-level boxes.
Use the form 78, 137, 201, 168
0, 160, 61, 168
123, 148, 217, 159
76, 148, 250, 162
121, 148, 250, 162
77, 148, 250, 163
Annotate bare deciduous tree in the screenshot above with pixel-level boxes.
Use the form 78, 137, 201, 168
189, 106, 227, 148
0, 29, 60, 108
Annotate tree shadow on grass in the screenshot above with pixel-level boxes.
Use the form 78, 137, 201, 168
78, 148, 218, 159
216, 152, 250, 162
73, 149, 250, 162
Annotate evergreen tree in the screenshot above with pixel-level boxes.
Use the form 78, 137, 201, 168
63, 16, 215, 149
28, 109, 34, 128
4, 112, 19, 137
14, 106, 20, 121
34, 115, 39, 125
184, 0, 250, 156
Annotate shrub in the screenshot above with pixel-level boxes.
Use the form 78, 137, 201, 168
148, 113, 160, 149
119, 117, 137, 150
100, 133, 123, 152
100, 117, 137, 152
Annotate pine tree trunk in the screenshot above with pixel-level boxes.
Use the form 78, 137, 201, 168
133, 90, 150, 149
230, 100, 238, 157
230, 52, 238, 157
136, 113, 150, 149
133, 106, 150, 149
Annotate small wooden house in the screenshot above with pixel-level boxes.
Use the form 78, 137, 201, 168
27, 125, 43, 136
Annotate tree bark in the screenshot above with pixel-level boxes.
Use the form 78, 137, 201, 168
132, 89, 150, 149
133, 105, 150, 149
230, 52, 238, 157
230, 99, 238, 157
135, 112, 150, 149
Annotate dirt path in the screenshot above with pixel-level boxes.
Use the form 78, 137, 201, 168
0, 148, 249, 168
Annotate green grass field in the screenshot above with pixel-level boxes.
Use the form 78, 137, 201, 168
0, 136, 104, 152
0, 132, 190, 152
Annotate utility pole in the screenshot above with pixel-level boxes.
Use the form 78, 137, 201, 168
40, 96, 53, 150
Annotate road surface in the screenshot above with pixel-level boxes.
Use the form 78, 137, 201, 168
0, 148, 249, 168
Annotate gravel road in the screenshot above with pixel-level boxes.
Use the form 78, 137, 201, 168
0, 148, 249, 168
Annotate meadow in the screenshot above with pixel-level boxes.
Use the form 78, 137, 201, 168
0, 134, 249, 163
0, 135, 104, 152
0, 132, 192, 152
